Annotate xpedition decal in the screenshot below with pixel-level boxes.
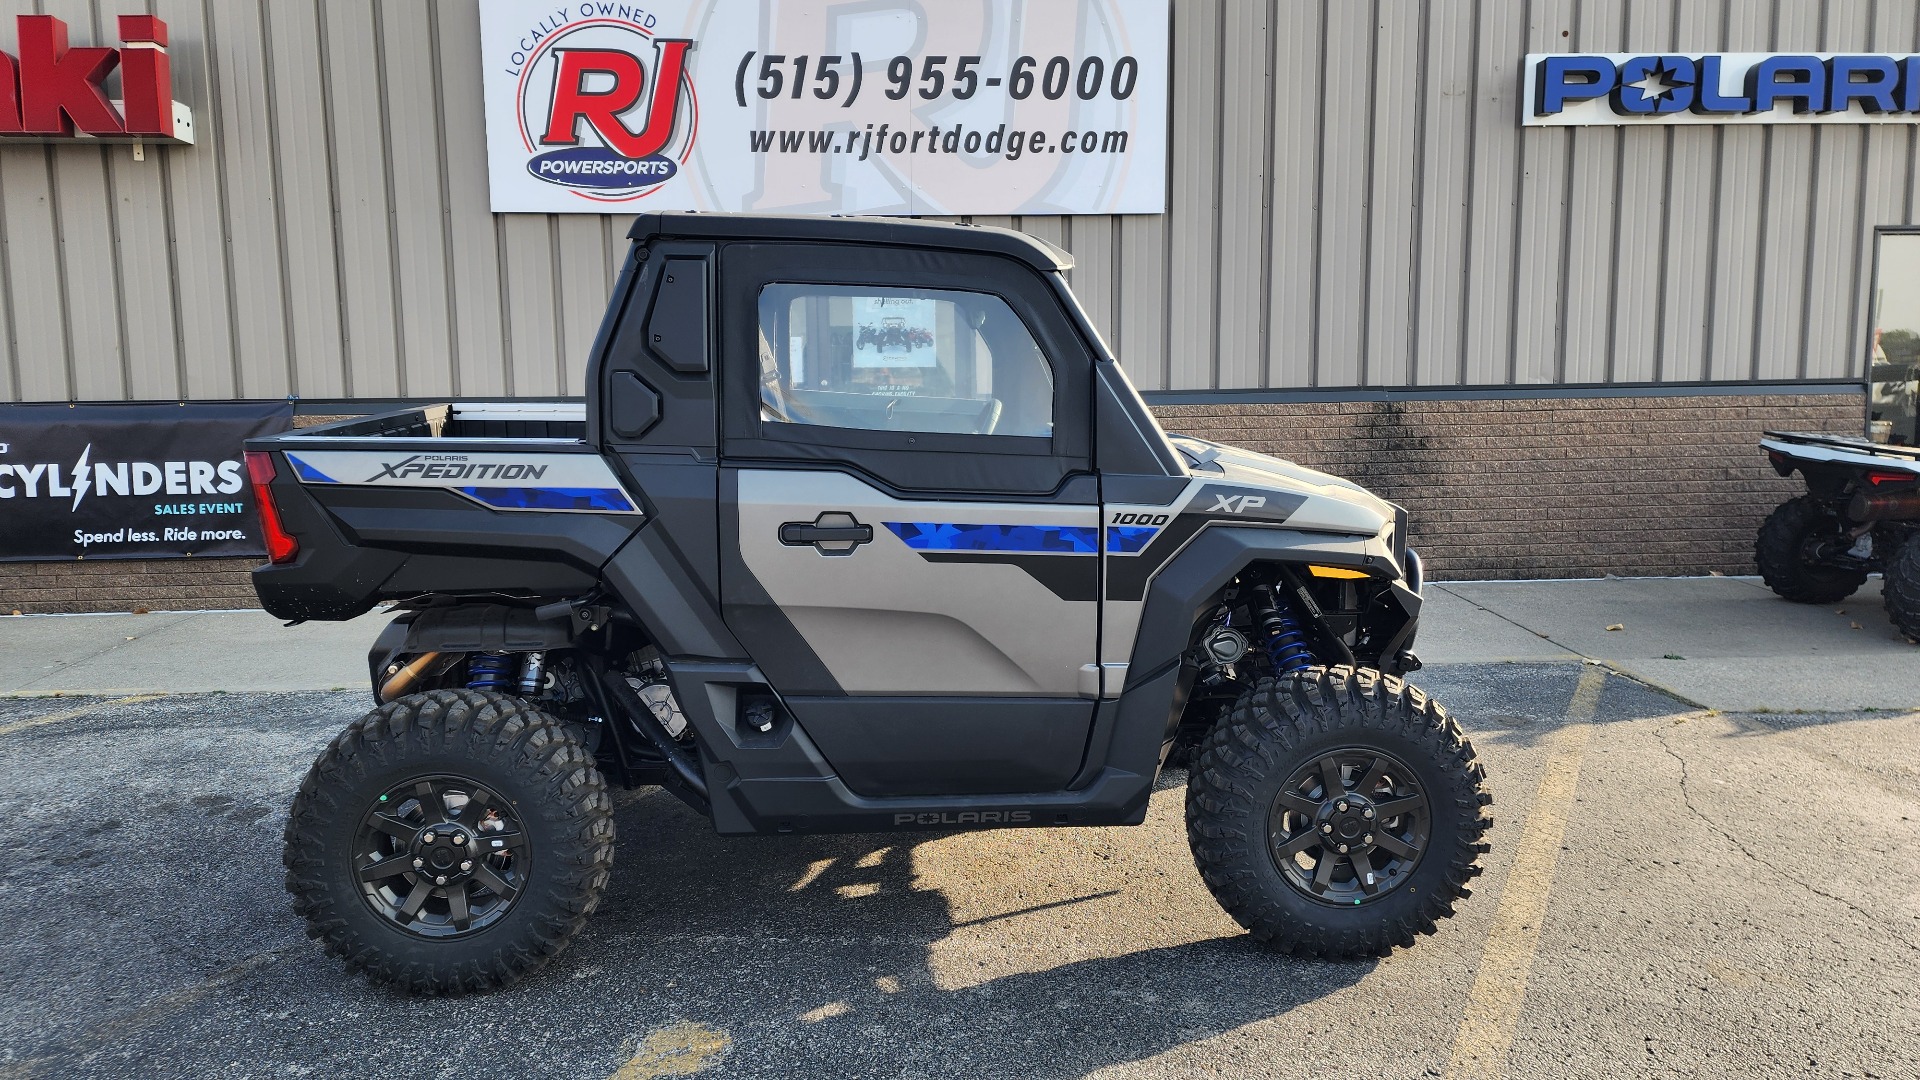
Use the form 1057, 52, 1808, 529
501, 11, 697, 202
283, 448, 643, 515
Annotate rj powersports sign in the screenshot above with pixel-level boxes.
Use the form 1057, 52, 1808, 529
478, 0, 1169, 214
0, 403, 290, 562
1526, 52, 1920, 126
0, 15, 194, 143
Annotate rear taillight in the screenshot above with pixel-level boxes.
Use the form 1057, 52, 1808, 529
245, 451, 299, 565
1867, 470, 1916, 486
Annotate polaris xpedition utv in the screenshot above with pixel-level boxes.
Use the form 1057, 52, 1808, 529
249, 214, 1493, 993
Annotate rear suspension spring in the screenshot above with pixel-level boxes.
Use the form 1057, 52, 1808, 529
467, 652, 513, 691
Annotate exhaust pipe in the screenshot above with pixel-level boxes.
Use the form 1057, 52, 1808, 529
379, 651, 441, 702
1849, 490, 1920, 522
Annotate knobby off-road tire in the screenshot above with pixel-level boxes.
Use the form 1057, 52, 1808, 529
1185, 667, 1491, 958
284, 689, 614, 994
1756, 495, 1868, 603
1882, 534, 1920, 641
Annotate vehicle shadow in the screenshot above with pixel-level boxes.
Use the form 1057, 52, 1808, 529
584, 788, 1375, 1079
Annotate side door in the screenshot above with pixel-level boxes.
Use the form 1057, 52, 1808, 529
717, 242, 1100, 797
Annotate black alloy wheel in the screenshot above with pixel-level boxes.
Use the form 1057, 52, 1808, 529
1186, 667, 1491, 958
284, 689, 614, 994
1266, 748, 1429, 906
354, 775, 529, 938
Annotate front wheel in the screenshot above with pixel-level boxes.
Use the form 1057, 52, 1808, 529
283, 689, 615, 994
1185, 668, 1491, 958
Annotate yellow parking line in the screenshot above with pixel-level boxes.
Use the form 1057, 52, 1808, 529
0, 694, 164, 737
1444, 665, 1604, 1080
609, 1021, 731, 1078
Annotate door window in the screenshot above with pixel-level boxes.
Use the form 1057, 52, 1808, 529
757, 284, 1054, 438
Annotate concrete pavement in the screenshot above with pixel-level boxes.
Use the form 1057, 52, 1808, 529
5, 575, 1915, 711
1428, 575, 1920, 712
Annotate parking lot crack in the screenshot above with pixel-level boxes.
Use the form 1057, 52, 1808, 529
1653, 727, 1919, 956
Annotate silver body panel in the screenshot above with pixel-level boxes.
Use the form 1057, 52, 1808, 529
735, 470, 1098, 696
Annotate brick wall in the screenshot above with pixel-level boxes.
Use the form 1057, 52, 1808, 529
0, 393, 1862, 613
1153, 392, 1862, 580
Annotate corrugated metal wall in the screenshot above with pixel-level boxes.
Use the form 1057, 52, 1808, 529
1, 0, 1916, 404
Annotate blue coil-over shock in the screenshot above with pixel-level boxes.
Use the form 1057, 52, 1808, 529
1257, 586, 1318, 676
467, 653, 513, 691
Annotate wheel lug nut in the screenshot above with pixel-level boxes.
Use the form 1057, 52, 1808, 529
412, 857, 423, 869
1363, 834, 1374, 845
1363, 808, 1375, 819
460, 860, 472, 871
452, 834, 466, 846
435, 876, 448, 885
1336, 801, 1349, 812
1337, 844, 1349, 853
1320, 823, 1333, 834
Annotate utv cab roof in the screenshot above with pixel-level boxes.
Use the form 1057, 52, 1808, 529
625, 211, 1073, 273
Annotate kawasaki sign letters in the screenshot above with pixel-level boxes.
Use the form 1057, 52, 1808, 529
0, 14, 194, 143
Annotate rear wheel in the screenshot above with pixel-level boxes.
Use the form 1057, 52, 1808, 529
283, 689, 614, 994
1185, 667, 1491, 958
1756, 495, 1867, 603
1882, 534, 1920, 641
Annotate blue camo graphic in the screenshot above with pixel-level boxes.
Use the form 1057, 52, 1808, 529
457, 486, 636, 512
884, 521, 1159, 554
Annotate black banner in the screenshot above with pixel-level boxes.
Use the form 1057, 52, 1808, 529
0, 402, 293, 562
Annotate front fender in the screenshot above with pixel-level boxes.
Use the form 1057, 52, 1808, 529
1099, 527, 1408, 782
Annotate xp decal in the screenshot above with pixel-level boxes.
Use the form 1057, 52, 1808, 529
507, 15, 697, 202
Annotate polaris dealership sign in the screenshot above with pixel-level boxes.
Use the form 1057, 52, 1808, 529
478, 0, 1169, 215
0, 403, 290, 561
1526, 53, 1920, 126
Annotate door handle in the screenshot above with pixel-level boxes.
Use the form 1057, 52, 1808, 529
778, 512, 872, 555
780, 524, 873, 544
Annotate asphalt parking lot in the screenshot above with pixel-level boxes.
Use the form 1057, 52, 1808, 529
0, 648, 1915, 1079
